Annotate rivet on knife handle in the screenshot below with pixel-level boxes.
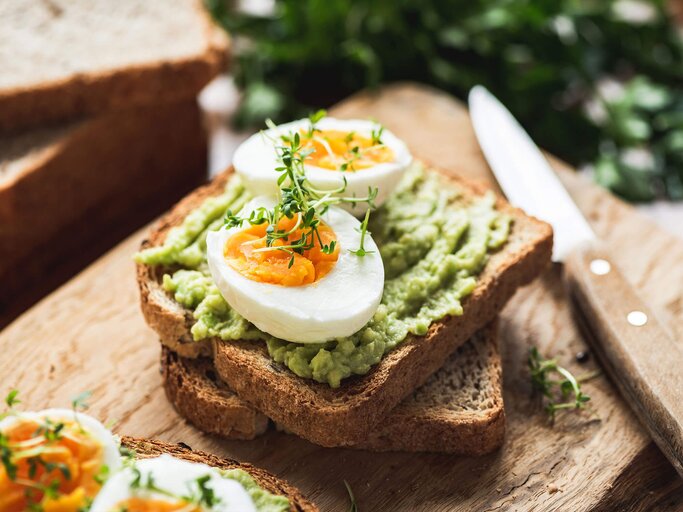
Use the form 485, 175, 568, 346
566, 244, 683, 478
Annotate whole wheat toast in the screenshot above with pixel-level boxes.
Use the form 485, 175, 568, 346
0, 100, 207, 320
162, 348, 269, 440
137, 165, 552, 446
121, 436, 317, 512
161, 321, 504, 455
0, 0, 228, 133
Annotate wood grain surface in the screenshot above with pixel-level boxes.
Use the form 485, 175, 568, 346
1, 83, 683, 511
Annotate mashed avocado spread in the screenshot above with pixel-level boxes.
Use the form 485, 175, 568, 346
224, 468, 290, 511
136, 165, 510, 388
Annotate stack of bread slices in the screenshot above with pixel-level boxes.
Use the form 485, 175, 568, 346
137, 161, 553, 453
0, 0, 228, 321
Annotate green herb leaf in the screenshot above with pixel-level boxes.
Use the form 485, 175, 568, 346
349, 207, 375, 257
4, 389, 20, 409
309, 109, 327, 125
71, 390, 92, 412
345, 480, 358, 512
528, 347, 594, 422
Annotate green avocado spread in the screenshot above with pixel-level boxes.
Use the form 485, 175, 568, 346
223, 468, 290, 512
135, 165, 510, 388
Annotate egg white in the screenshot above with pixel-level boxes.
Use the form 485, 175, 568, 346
233, 117, 412, 216
206, 196, 385, 343
0, 408, 121, 478
90, 454, 256, 512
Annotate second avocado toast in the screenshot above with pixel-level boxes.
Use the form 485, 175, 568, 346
136, 114, 552, 448
0, 398, 316, 511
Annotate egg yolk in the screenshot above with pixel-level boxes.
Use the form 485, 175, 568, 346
225, 214, 339, 286
110, 498, 202, 512
0, 418, 104, 512
301, 129, 394, 171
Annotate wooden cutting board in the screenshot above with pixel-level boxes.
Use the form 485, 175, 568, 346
1, 83, 682, 511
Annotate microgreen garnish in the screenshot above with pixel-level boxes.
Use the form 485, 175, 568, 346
5, 389, 20, 409
37, 418, 66, 443
94, 463, 110, 485
344, 480, 358, 512
78, 497, 94, 512
0, 389, 108, 509
183, 474, 222, 508
349, 208, 374, 257
71, 390, 92, 412
119, 445, 137, 467
339, 145, 361, 172
1, 389, 20, 422
370, 125, 384, 146
130, 465, 223, 509
224, 113, 379, 265
339, 124, 386, 172
528, 347, 593, 421
307, 109, 327, 138
70, 390, 92, 432
0, 432, 18, 480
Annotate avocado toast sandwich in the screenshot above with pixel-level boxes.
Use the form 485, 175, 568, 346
0, 397, 317, 511
161, 320, 504, 455
135, 114, 552, 447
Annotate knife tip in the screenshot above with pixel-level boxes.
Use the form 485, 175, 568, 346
468, 85, 490, 107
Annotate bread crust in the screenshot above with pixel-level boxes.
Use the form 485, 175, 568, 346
136, 165, 552, 447
137, 172, 232, 359
121, 436, 318, 512
161, 348, 269, 439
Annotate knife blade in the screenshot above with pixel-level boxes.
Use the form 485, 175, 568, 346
468, 85, 594, 262
468, 85, 683, 479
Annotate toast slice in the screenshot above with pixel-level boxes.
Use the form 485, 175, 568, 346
0, 100, 207, 325
137, 165, 552, 446
0, 0, 228, 133
161, 321, 504, 455
162, 347, 269, 440
121, 436, 318, 512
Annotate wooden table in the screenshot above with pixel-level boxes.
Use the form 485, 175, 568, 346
1, 83, 682, 511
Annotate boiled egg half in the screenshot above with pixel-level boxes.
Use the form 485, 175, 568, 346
206, 196, 384, 343
233, 117, 412, 216
0, 408, 121, 511
90, 454, 256, 512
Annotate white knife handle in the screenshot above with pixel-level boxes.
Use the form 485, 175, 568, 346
565, 243, 683, 477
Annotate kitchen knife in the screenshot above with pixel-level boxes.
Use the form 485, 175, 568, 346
469, 85, 683, 478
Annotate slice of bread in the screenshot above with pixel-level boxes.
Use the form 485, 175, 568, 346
121, 436, 318, 512
1, 100, 207, 325
137, 165, 552, 447
0, 0, 228, 133
354, 321, 504, 454
162, 347, 269, 440
161, 321, 504, 455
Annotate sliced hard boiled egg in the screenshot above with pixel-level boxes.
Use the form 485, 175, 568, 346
206, 196, 384, 343
0, 408, 121, 511
233, 117, 412, 215
90, 454, 257, 512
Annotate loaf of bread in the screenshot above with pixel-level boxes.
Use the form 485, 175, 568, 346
0, 0, 228, 133
0, 101, 207, 324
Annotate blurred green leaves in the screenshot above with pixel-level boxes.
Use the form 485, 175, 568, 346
208, 0, 683, 202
